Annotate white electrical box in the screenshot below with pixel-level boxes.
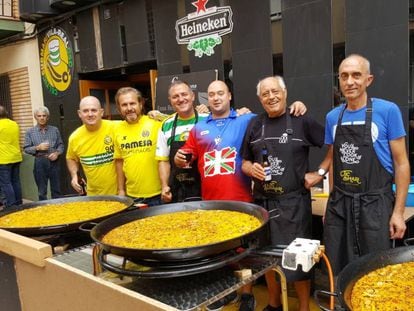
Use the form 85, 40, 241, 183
282, 238, 320, 272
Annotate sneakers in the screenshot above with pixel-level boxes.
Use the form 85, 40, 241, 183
263, 305, 283, 311
206, 291, 238, 311
239, 293, 256, 311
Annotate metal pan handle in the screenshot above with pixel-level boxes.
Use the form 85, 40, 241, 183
78, 222, 98, 232
403, 237, 414, 246
268, 208, 280, 220
313, 289, 343, 311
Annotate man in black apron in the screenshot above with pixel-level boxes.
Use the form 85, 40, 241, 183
156, 81, 205, 203
312, 54, 409, 276
241, 76, 325, 311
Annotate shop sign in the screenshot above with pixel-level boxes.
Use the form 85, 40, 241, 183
176, 0, 233, 58
39, 27, 74, 96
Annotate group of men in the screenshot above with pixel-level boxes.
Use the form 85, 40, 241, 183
0, 53, 409, 311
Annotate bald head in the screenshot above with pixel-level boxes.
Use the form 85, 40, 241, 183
78, 96, 104, 130
79, 96, 102, 109
207, 80, 232, 119
339, 54, 371, 74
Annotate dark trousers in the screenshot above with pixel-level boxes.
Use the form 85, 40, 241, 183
0, 162, 22, 207
34, 158, 61, 200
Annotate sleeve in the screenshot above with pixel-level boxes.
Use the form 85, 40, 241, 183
66, 134, 77, 160
155, 126, 169, 161
55, 128, 65, 154
324, 112, 335, 145
304, 116, 325, 147
23, 129, 36, 155
387, 103, 406, 141
241, 119, 255, 161
113, 124, 122, 160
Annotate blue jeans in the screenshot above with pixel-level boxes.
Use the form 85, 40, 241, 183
34, 157, 61, 200
0, 162, 23, 207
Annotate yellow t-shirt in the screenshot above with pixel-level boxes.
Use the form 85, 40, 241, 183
0, 118, 22, 164
66, 120, 117, 195
114, 116, 161, 198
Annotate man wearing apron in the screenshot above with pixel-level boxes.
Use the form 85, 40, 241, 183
156, 81, 208, 202
320, 54, 409, 276
241, 76, 325, 311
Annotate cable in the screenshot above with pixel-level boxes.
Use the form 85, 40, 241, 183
321, 252, 335, 310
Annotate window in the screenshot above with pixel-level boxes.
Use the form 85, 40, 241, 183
0, 0, 13, 18
270, 0, 282, 21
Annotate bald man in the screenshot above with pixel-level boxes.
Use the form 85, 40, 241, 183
66, 96, 118, 195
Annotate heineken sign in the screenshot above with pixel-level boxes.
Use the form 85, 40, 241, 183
176, 0, 233, 58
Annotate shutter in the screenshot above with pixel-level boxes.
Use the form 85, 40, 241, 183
7, 67, 33, 146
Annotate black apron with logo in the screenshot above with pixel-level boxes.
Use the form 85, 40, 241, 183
168, 112, 201, 202
254, 113, 312, 281
324, 99, 394, 275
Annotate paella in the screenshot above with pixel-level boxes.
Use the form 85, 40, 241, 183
0, 201, 127, 228
351, 261, 414, 310
102, 209, 262, 249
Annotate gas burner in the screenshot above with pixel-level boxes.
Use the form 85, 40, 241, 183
98, 247, 253, 278
31, 231, 93, 253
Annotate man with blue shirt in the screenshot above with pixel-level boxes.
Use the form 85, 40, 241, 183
24, 107, 64, 200
307, 54, 410, 275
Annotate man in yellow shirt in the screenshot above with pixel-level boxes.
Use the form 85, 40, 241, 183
0, 106, 23, 208
114, 87, 162, 206
66, 96, 118, 196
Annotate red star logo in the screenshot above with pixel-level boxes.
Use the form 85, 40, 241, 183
192, 0, 209, 14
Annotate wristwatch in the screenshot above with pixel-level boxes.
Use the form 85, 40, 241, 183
318, 168, 327, 176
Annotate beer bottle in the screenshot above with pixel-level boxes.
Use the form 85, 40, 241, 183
77, 173, 87, 196
262, 147, 272, 182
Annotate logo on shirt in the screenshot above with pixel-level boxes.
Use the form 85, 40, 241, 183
340, 170, 362, 186
279, 133, 288, 144
104, 135, 113, 145
269, 156, 285, 176
142, 129, 150, 138
340, 142, 362, 164
204, 146, 236, 176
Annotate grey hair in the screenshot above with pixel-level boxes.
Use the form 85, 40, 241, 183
33, 106, 50, 116
256, 76, 286, 96
341, 54, 371, 74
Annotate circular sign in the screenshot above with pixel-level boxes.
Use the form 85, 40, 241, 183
40, 27, 74, 96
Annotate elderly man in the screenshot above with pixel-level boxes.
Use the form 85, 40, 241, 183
114, 87, 162, 206
241, 76, 325, 311
24, 107, 64, 200
175, 80, 308, 311
66, 96, 118, 195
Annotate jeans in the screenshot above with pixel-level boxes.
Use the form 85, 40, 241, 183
0, 162, 23, 207
34, 157, 61, 200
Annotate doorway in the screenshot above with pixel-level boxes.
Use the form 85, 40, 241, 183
78, 70, 158, 119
